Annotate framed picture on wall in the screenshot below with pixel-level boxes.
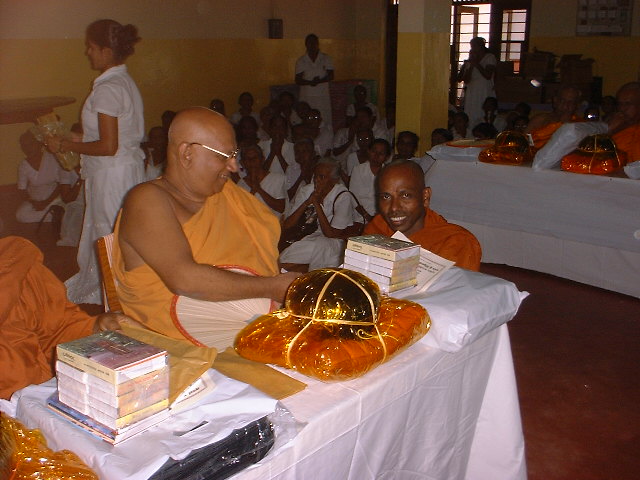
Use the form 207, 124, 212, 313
576, 0, 634, 36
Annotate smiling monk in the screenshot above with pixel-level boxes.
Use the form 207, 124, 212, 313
363, 160, 481, 271
112, 107, 299, 342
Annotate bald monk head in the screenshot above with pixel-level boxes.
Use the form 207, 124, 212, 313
164, 107, 239, 199
375, 160, 431, 236
615, 82, 640, 127
552, 85, 582, 122
526, 85, 582, 135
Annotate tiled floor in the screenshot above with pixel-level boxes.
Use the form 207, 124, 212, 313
2, 188, 639, 479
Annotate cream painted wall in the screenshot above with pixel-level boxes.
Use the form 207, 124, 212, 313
0, 0, 385, 184
530, 0, 640, 37
529, 0, 640, 96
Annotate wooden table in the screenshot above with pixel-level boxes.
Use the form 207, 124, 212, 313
0, 96, 75, 124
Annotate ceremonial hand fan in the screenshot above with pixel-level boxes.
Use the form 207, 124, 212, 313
170, 265, 275, 350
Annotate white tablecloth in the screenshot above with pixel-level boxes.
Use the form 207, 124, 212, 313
424, 159, 640, 298
5, 269, 527, 480
236, 323, 525, 480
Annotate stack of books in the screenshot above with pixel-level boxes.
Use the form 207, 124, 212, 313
344, 234, 421, 293
48, 330, 170, 444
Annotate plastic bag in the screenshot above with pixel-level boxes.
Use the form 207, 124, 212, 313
0, 412, 97, 479
532, 121, 607, 170
623, 160, 640, 179
235, 268, 431, 380
31, 113, 81, 171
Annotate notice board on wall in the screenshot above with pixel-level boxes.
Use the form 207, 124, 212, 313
576, 0, 634, 36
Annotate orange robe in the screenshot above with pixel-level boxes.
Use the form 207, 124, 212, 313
612, 123, 640, 162
363, 209, 482, 271
531, 116, 583, 150
112, 181, 281, 341
0, 237, 94, 399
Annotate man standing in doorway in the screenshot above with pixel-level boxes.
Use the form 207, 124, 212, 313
295, 33, 334, 129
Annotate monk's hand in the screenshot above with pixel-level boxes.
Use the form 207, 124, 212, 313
93, 312, 145, 333
271, 272, 302, 303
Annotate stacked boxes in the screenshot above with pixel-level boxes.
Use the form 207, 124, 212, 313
344, 235, 420, 293
49, 331, 170, 443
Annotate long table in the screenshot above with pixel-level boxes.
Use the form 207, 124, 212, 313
6, 269, 527, 480
424, 158, 640, 298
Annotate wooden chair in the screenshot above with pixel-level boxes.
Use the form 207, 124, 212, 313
96, 233, 122, 312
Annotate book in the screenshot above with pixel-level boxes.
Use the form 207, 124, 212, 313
379, 278, 418, 293
344, 258, 418, 280
56, 361, 169, 399
343, 263, 417, 285
47, 393, 170, 445
346, 234, 420, 261
57, 372, 169, 417
391, 231, 455, 294
58, 392, 169, 429
343, 249, 420, 274
56, 331, 168, 384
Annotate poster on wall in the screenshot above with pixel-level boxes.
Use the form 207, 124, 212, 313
576, 0, 634, 36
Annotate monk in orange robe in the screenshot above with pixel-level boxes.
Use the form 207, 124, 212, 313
527, 85, 583, 150
112, 107, 299, 342
363, 161, 481, 271
0, 236, 127, 399
609, 82, 640, 162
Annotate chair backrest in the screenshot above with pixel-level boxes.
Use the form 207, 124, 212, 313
96, 233, 122, 312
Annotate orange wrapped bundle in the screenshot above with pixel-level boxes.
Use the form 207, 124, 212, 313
561, 134, 627, 175
0, 412, 97, 479
479, 131, 533, 165
234, 268, 430, 381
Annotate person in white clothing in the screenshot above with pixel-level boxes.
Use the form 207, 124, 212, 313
349, 138, 390, 222
345, 85, 379, 125
16, 130, 78, 224
285, 138, 318, 201
458, 37, 497, 129
279, 159, 359, 272
259, 115, 296, 175
229, 91, 260, 126
345, 128, 374, 179
47, 19, 145, 304
450, 112, 475, 140
237, 144, 286, 218
295, 34, 334, 129
393, 130, 435, 173
143, 126, 167, 181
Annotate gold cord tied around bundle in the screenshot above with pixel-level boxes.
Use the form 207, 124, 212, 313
284, 270, 388, 367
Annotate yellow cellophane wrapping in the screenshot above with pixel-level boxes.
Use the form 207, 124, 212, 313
0, 413, 97, 479
34, 113, 81, 171
479, 131, 533, 165
561, 134, 627, 175
234, 269, 431, 381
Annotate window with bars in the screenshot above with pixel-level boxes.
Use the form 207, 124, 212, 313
500, 9, 527, 73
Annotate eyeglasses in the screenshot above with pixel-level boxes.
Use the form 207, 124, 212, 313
189, 142, 239, 160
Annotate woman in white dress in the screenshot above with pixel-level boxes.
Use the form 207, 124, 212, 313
47, 19, 145, 304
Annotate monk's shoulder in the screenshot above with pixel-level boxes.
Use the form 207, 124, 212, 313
123, 180, 168, 209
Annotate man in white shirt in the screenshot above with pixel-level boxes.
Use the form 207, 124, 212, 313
295, 34, 334, 129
